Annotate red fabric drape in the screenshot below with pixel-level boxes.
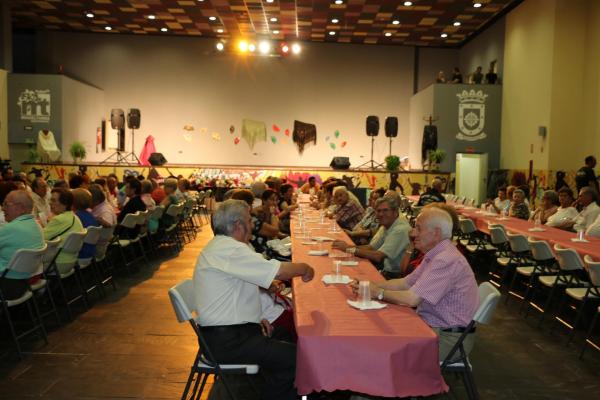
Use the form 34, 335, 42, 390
139, 135, 156, 166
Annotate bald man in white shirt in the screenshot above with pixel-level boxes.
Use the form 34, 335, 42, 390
193, 199, 314, 400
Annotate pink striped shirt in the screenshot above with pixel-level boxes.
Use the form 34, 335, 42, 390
404, 239, 479, 328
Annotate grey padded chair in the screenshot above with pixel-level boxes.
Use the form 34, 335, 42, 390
168, 279, 259, 400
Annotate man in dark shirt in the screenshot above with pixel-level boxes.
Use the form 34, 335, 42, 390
117, 178, 146, 237
451, 67, 463, 84
576, 156, 598, 192
417, 179, 446, 206
472, 66, 483, 84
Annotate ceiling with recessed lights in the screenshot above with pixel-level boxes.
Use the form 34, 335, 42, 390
9, 0, 521, 47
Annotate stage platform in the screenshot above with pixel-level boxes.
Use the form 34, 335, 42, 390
21, 162, 451, 192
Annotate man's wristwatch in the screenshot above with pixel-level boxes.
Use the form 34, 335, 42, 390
377, 288, 385, 301
346, 247, 357, 255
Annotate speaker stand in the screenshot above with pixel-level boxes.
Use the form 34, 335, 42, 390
356, 136, 385, 170
100, 128, 140, 165
388, 137, 394, 156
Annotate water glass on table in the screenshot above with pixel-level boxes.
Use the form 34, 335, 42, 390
332, 260, 342, 282
358, 281, 371, 307
577, 229, 585, 241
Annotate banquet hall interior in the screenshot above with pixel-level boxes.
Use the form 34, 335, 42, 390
1, 0, 600, 399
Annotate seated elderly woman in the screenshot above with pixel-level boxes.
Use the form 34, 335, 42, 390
278, 184, 298, 234
330, 186, 365, 231
546, 187, 579, 229
508, 188, 530, 220
89, 184, 117, 227
231, 189, 285, 256
530, 190, 559, 225
345, 188, 385, 245
72, 188, 100, 260
255, 189, 280, 228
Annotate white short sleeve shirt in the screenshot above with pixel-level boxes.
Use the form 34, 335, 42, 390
573, 202, 600, 232
193, 235, 280, 326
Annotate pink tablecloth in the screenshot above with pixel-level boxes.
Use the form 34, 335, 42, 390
291, 210, 447, 397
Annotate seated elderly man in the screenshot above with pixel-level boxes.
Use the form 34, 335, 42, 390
351, 207, 479, 361
333, 194, 410, 277
330, 186, 364, 231
571, 186, 600, 232
483, 187, 510, 214
417, 178, 446, 206
0, 190, 45, 300
346, 188, 385, 245
193, 199, 314, 400
508, 188, 530, 220
30, 177, 51, 224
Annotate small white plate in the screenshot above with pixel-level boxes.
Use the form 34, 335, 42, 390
347, 299, 387, 310
339, 260, 359, 266
313, 236, 335, 241
322, 274, 352, 284
308, 250, 329, 256
571, 238, 590, 243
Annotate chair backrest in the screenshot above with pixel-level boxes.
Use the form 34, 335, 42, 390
83, 225, 102, 245
120, 212, 139, 229
474, 282, 501, 324
489, 226, 508, 245
150, 205, 165, 219
95, 225, 115, 259
5, 243, 48, 277
166, 203, 183, 218
528, 238, 554, 261
554, 244, 584, 271
137, 210, 150, 223
168, 279, 196, 323
584, 255, 600, 286
62, 230, 87, 254
507, 232, 529, 253
459, 218, 477, 234
42, 238, 62, 270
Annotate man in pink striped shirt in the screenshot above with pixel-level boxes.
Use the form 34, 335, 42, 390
351, 207, 479, 361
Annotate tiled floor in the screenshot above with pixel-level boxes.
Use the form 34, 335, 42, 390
0, 227, 599, 399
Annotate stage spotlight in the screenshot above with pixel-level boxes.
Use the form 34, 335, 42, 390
216, 42, 225, 51
259, 41, 271, 54
238, 40, 248, 52
249, 43, 256, 52
291, 43, 301, 54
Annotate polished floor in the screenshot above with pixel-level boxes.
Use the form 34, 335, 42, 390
0, 227, 599, 400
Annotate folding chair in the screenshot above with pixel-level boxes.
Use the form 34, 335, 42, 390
116, 212, 146, 270
168, 279, 259, 400
441, 282, 501, 400
77, 226, 105, 300
32, 238, 62, 326
497, 233, 532, 293
0, 244, 48, 358
581, 256, 600, 358
95, 225, 117, 292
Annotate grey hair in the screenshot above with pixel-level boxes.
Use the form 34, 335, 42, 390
420, 208, 453, 240
251, 181, 267, 197
141, 180, 153, 195
333, 186, 347, 194
88, 184, 106, 205
212, 199, 250, 236
580, 186, 599, 202
513, 189, 525, 197
164, 178, 178, 191
542, 190, 559, 206
375, 193, 400, 211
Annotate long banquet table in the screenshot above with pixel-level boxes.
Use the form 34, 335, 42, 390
408, 195, 600, 260
291, 201, 448, 397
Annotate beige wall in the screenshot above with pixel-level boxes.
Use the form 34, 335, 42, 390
408, 85, 434, 169
417, 48, 459, 92
501, 0, 556, 170
460, 17, 505, 82
582, 0, 600, 163
35, 32, 415, 168
0, 68, 7, 159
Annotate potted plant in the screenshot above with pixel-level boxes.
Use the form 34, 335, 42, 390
428, 149, 446, 171
69, 141, 87, 164
384, 155, 400, 172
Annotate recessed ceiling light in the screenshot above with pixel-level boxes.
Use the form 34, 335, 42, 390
281, 44, 289, 53
331, 18, 339, 23
161, 27, 168, 32
85, 12, 94, 18
329, 31, 336, 36
239, 40, 248, 52
249, 43, 256, 52
266, 0, 274, 3
473, 2, 482, 7
385, 32, 392, 37
105, 26, 112, 31
273, 30, 280, 34
197, 0, 204, 2
217, 29, 223, 33
334, 0, 343, 4
403, 1, 413, 6
441, 33, 448, 38
216, 42, 224, 51
392, 20, 400, 25
453, 21, 461, 27
291, 43, 301, 54
209, 16, 217, 21
270, 17, 278, 22
148, 15, 156, 20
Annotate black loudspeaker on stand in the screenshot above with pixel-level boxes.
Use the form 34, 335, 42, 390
385, 116, 398, 156
357, 115, 385, 170
102, 108, 141, 165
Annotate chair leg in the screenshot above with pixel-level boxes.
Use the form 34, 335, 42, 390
29, 294, 48, 344
1, 301, 23, 359
567, 298, 589, 344
53, 275, 74, 321
194, 373, 210, 400
580, 309, 600, 359
537, 284, 558, 328
181, 367, 198, 400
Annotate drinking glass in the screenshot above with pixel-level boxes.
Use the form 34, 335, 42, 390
358, 281, 371, 307
332, 260, 342, 282
577, 229, 585, 241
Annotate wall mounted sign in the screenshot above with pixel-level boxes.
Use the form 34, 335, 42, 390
17, 89, 51, 123
456, 89, 487, 141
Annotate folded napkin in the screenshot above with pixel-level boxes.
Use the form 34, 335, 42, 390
571, 238, 590, 243
308, 250, 329, 256
339, 260, 359, 266
528, 228, 546, 232
347, 299, 387, 310
322, 274, 352, 284
313, 236, 334, 241
302, 241, 317, 245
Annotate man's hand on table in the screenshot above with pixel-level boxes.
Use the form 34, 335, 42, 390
302, 266, 315, 282
332, 240, 350, 251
